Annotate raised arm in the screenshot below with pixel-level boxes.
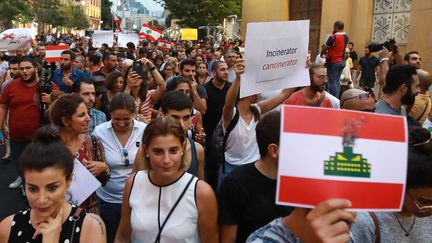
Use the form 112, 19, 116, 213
378, 47, 392, 87
258, 88, 296, 114
222, 60, 244, 130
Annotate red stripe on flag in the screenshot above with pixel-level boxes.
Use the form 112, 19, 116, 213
278, 176, 404, 209
45, 45, 69, 51
282, 105, 406, 142
143, 24, 162, 34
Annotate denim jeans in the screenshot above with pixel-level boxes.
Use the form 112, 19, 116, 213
97, 197, 122, 243
218, 162, 240, 190
10, 141, 30, 171
327, 61, 346, 98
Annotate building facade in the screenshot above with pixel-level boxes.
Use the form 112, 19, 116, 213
242, 0, 432, 72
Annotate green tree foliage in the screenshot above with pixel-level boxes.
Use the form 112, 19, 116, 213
63, 4, 90, 30
31, 0, 65, 27
155, 0, 242, 27
101, 0, 113, 30
0, 0, 31, 30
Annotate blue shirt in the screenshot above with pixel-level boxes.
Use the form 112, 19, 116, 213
88, 108, 107, 135
52, 68, 85, 93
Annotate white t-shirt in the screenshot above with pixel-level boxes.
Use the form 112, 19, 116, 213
325, 91, 341, 109
92, 120, 146, 203
223, 108, 261, 166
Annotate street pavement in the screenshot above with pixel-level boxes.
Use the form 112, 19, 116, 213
0, 145, 28, 221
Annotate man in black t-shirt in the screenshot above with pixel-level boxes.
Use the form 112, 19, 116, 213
218, 111, 293, 243
356, 47, 380, 90
203, 61, 231, 190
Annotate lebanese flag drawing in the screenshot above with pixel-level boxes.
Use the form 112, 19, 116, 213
157, 40, 172, 51
277, 105, 408, 211
45, 45, 69, 63
139, 24, 162, 42
113, 13, 123, 32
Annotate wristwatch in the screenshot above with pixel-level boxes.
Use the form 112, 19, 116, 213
149, 66, 157, 71
380, 57, 389, 64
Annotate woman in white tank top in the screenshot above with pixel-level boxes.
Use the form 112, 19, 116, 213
115, 116, 218, 243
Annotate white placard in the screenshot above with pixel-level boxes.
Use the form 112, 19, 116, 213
117, 33, 139, 48
241, 20, 310, 98
92, 30, 114, 48
0, 28, 33, 51
66, 159, 101, 206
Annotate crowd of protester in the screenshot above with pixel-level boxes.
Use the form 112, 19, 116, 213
0, 19, 431, 243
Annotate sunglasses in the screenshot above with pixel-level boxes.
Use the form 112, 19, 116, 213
341, 93, 372, 107
122, 148, 129, 166
408, 193, 432, 212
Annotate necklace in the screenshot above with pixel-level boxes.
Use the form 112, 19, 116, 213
393, 213, 416, 236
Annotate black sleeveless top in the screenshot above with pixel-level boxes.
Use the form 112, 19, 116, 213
9, 204, 86, 243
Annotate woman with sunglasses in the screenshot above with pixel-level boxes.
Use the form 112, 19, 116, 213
115, 116, 218, 243
350, 127, 432, 242
92, 93, 146, 243
50, 94, 110, 214
0, 126, 106, 243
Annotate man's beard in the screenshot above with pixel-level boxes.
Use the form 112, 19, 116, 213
23, 72, 37, 83
61, 63, 71, 70
401, 88, 416, 106
310, 83, 324, 92
215, 73, 227, 82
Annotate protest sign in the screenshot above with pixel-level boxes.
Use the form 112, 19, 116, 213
240, 20, 310, 98
66, 159, 101, 206
117, 32, 139, 48
181, 28, 198, 40
92, 30, 114, 47
45, 45, 69, 62
277, 105, 408, 211
0, 28, 32, 51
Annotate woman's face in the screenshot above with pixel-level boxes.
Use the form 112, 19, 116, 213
152, 52, 157, 59
25, 167, 71, 219
67, 103, 90, 134
195, 56, 203, 64
164, 66, 174, 77
111, 109, 134, 133
198, 63, 207, 75
146, 134, 184, 178
113, 76, 125, 93
127, 69, 143, 88
175, 83, 191, 96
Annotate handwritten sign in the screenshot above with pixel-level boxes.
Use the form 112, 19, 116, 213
241, 21, 310, 98
0, 28, 32, 51
92, 30, 114, 48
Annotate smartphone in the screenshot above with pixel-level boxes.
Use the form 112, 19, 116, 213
132, 61, 148, 81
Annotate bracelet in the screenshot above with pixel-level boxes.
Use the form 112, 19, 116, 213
149, 66, 156, 71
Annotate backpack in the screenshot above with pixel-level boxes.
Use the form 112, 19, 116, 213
210, 107, 240, 173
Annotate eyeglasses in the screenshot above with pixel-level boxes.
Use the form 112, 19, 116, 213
122, 148, 129, 166
341, 93, 372, 107
408, 192, 432, 212
315, 75, 328, 81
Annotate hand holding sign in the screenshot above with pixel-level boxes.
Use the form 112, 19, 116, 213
304, 199, 355, 243
234, 59, 245, 79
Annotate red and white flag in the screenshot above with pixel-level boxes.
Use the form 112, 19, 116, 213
113, 13, 123, 32
157, 40, 172, 51
277, 105, 408, 211
45, 45, 69, 63
139, 24, 162, 42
